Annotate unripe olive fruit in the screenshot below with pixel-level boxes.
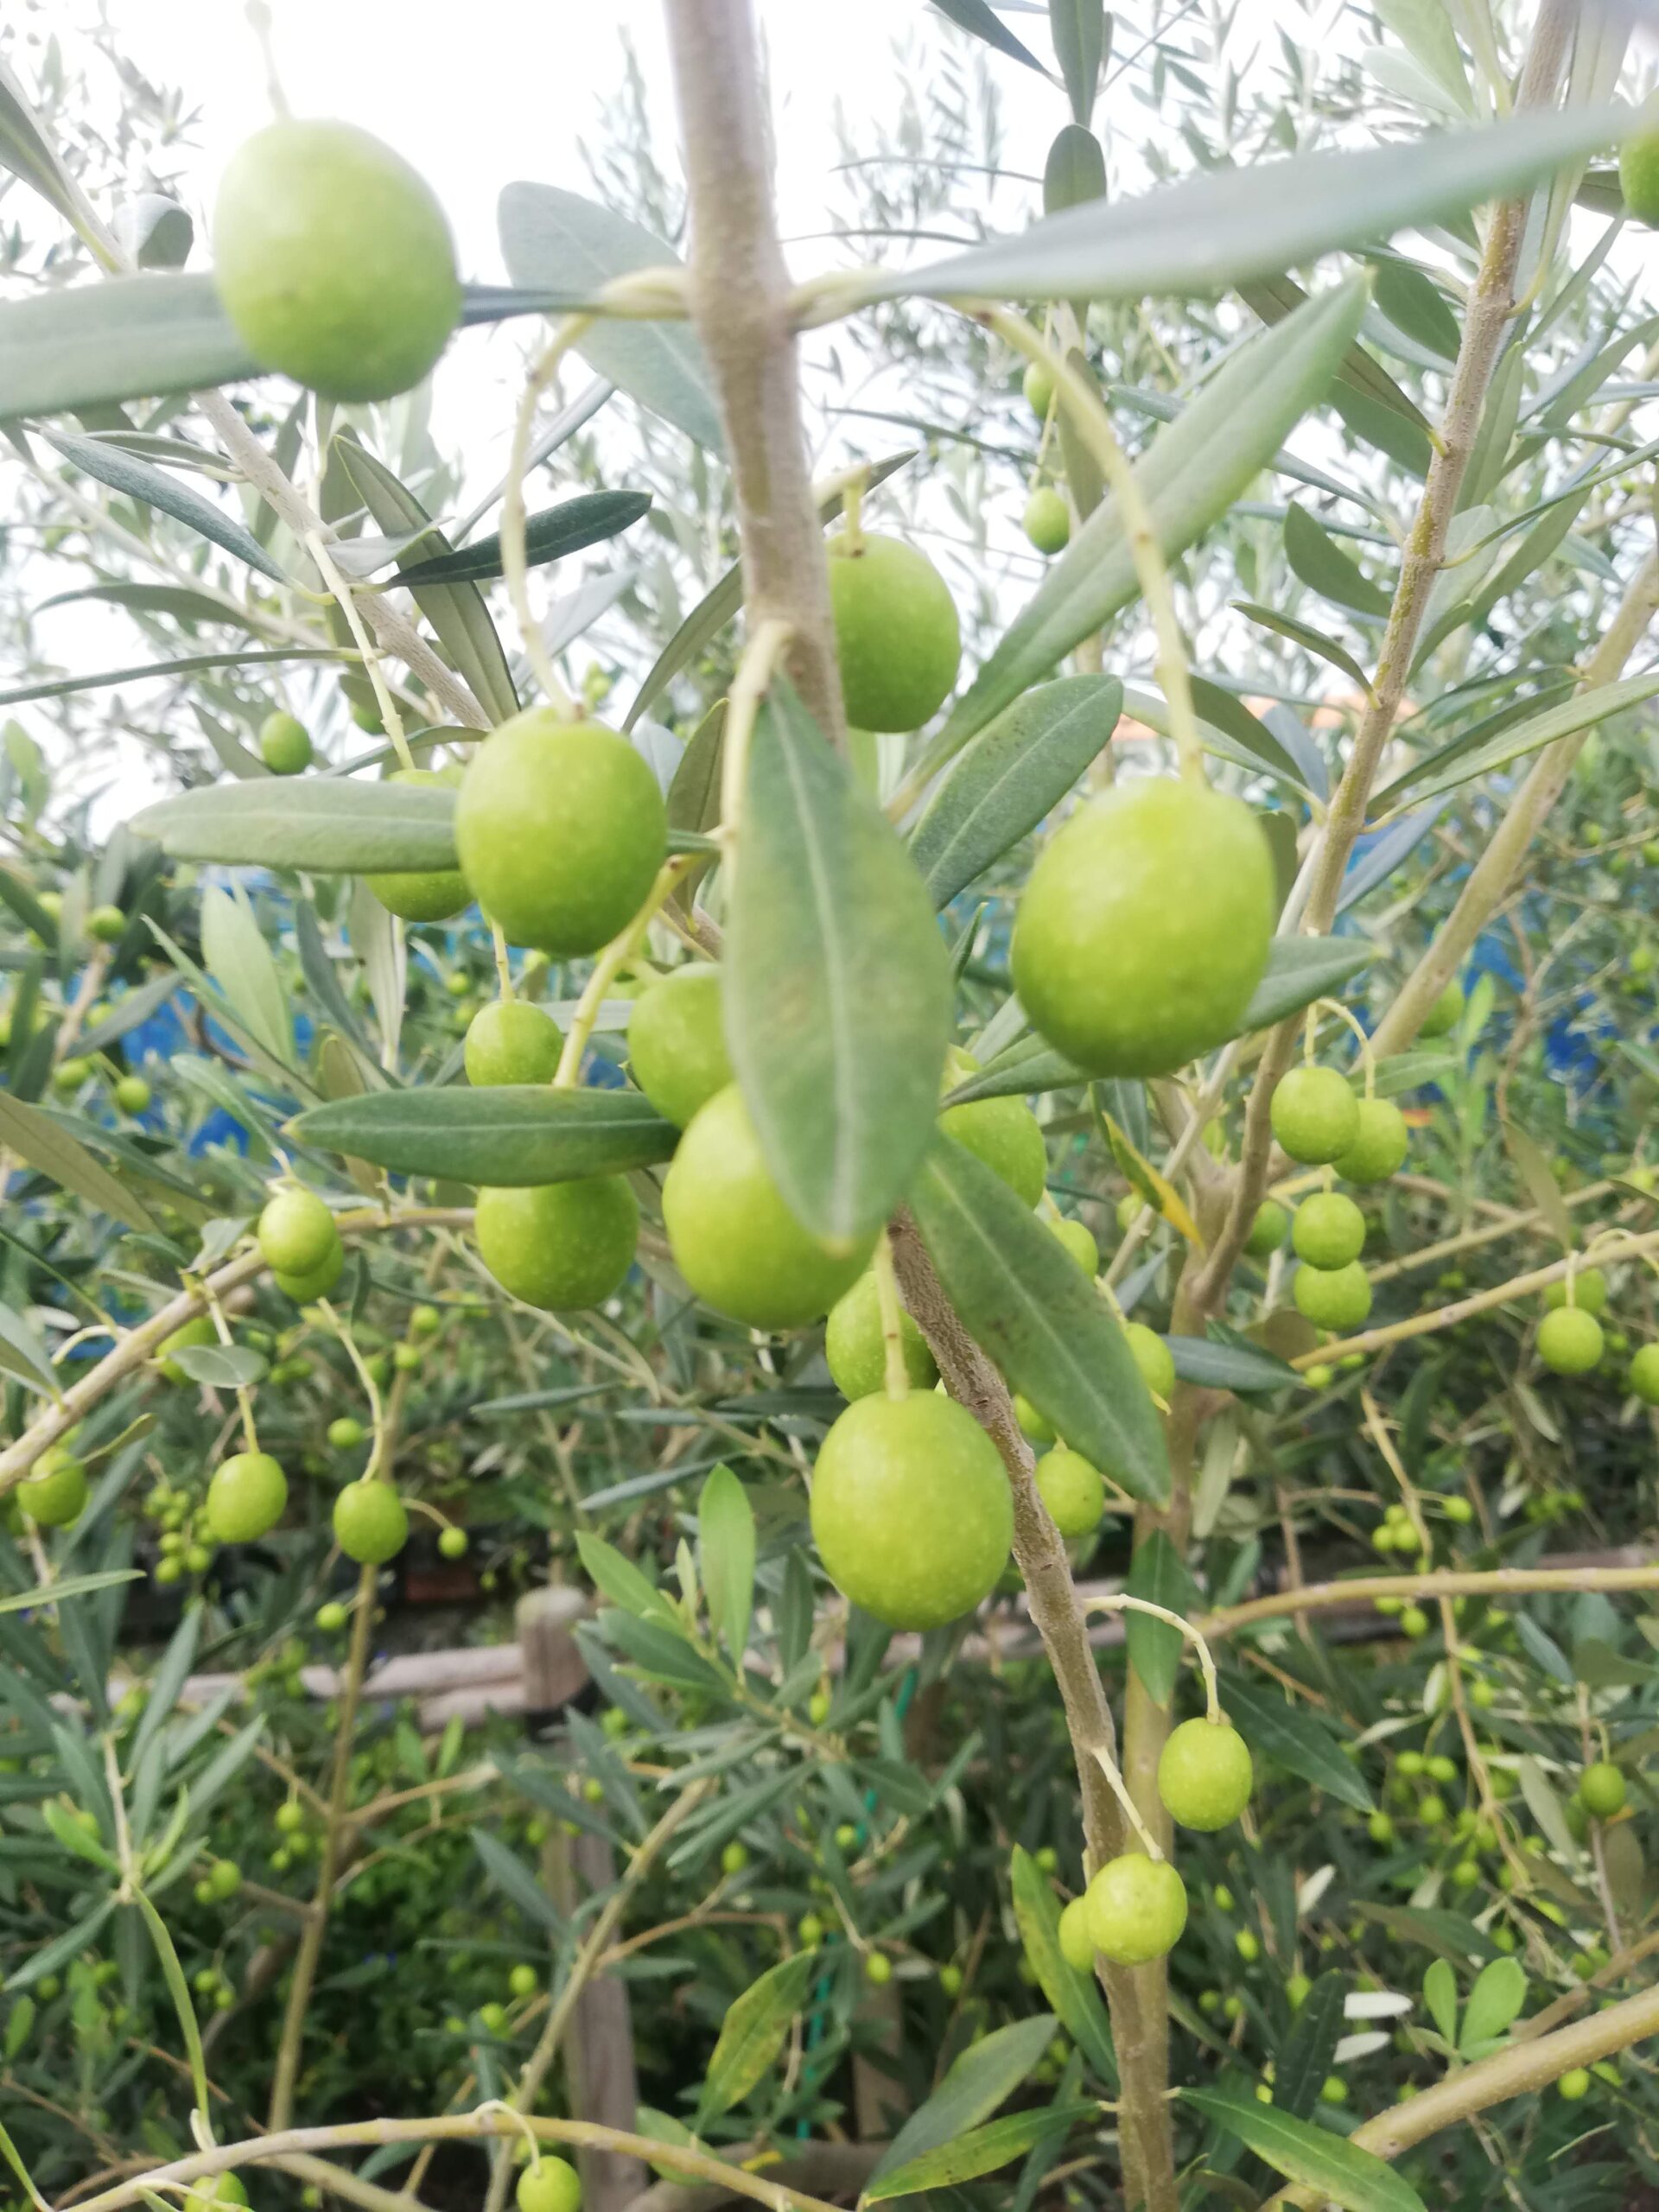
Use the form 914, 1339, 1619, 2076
259, 711, 313, 776
825, 1271, 938, 1400
825, 531, 961, 733
1271, 1067, 1360, 1165
1123, 1320, 1175, 1400
1579, 1760, 1626, 1819
1543, 1266, 1606, 1315
664, 1083, 873, 1329
1630, 1343, 1659, 1402
1285, 1972, 1312, 2010
365, 766, 470, 922
257, 1187, 338, 1278
1034, 1446, 1104, 1539
18, 1453, 87, 1528
1023, 358, 1056, 420
184, 2177, 248, 2212
937, 1092, 1047, 1207
274, 1241, 346, 1304
1050, 1217, 1098, 1276
1083, 1853, 1187, 1965
1557, 2067, 1592, 2101
1014, 1392, 1055, 1444
316, 1601, 348, 1632
438, 1525, 469, 1560
206, 1452, 288, 1543
864, 1951, 893, 1985
213, 120, 460, 401
1420, 977, 1465, 1038
333, 1480, 409, 1565
517, 2159, 582, 2212
1023, 487, 1071, 555
1013, 779, 1274, 1077
113, 1075, 151, 1115
465, 1000, 563, 1088
54, 1057, 92, 1092
1157, 1718, 1254, 1831
88, 903, 126, 944
474, 1178, 639, 1313
810, 1391, 1013, 1630
1057, 1896, 1095, 1971
627, 964, 732, 1128
1294, 1259, 1372, 1332
1292, 1192, 1366, 1270
457, 712, 666, 955
327, 1417, 365, 1451
1537, 1306, 1603, 1376
508, 1963, 538, 2000
1245, 1199, 1288, 1257
1332, 1096, 1408, 1185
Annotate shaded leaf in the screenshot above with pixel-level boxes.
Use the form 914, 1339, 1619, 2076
1217, 1673, 1371, 1812
1185, 2089, 1426, 2212
727, 680, 951, 1246
1284, 502, 1393, 619
870, 2015, 1058, 2185
931, 0, 1049, 73
1165, 1332, 1300, 1395
0, 1090, 155, 1233
472, 1830, 562, 1934
1049, 0, 1104, 124
697, 1465, 755, 1664
1277, 1972, 1349, 2119
909, 1135, 1169, 1502
291, 1086, 677, 1186
40, 427, 284, 582
867, 2104, 1096, 2200
908, 675, 1122, 908
135, 776, 459, 874
1239, 935, 1375, 1032
1376, 674, 1659, 816
1233, 600, 1373, 692
696, 1952, 815, 2126
1009, 1845, 1116, 2083
392, 492, 652, 588
1125, 1530, 1197, 1706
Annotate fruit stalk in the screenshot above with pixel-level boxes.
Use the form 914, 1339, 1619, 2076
889, 1217, 1177, 2212
662, 0, 848, 749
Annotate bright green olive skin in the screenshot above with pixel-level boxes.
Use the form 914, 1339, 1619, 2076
1630, 1343, 1659, 1403
937, 1093, 1047, 1208
464, 1001, 563, 1088
333, 1480, 409, 1565
1623, 130, 1659, 226
257, 1187, 338, 1277
1023, 487, 1071, 554
517, 2159, 582, 2212
1084, 1853, 1187, 1965
1245, 1199, 1289, 1256
628, 965, 732, 1128
810, 1392, 1012, 1630
1050, 1217, 1098, 1276
825, 532, 961, 734
474, 1179, 639, 1313
1420, 978, 1465, 1038
663, 1084, 873, 1330
456, 713, 666, 956
1013, 780, 1274, 1078
365, 766, 470, 923
1034, 1446, 1104, 1538
1157, 1719, 1254, 1831
825, 1272, 938, 1400
206, 1452, 289, 1544
1543, 1266, 1605, 1315
1580, 1761, 1626, 1819
275, 1243, 346, 1304
1294, 1260, 1372, 1332
1023, 359, 1056, 420
1332, 1096, 1408, 1185
213, 120, 460, 401
1537, 1306, 1603, 1376
259, 711, 313, 775
1271, 1067, 1360, 1166
1292, 1192, 1366, 1271
18, 1455, 87, 1528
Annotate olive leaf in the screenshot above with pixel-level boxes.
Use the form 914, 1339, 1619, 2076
695, 1952, 816, 2126
291, 1088, 678, 1186
868, 2015, 1060, 2189
38, 428, 285, 582
1185, 2090, 1427, 2212
908, 1135, 1169, 1503
726, 678, 951, 1247
134, 777, 459, 874
1007, 1845, 1116, 2082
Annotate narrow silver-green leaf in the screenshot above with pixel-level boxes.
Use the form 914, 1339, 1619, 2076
909, 1135, 1169, 1503
697, 1465, 756, 1665
499, 185, 723, 452
0, 1090, 155, 1233
930, 0, 1049, 73
1234, 599, 1373, 693
1049, 0, 1104, 124
0, 274, 257, 421
881, 106, 1621, 303
393, 492, 652, 588
291, 1086, 677, 1186
1184, 2089, 1427, 2212
1239, 935, 1375, 1032
728, 679, 952, 1246
334, 437, 518, 727
41, 428, 285, 582
34, 581, 261, 629
870, 2015, 1059, 2185
867, 2103, 1096, 2201
1276, 1972, 1350, 2119
696, 1952, 815, 2126
1165, 1332, 1300, 1395
908, 675, 1122, 908
935, 278, 1367, 753
0, 53, 91, 233
472, 1830, 563, 1934
135, 777, 459, 873
1124, 1529, 1196, 1705
1008, 1845, 1115, 2082
1217, 1674, 1372, 1813
1377, 673, 1659, 816
200, 884, 291, 1068
0, 646, 338, 709
1284, 501, 1393, 618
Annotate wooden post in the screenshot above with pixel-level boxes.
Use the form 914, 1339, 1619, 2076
518, 1589, 645, 2212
